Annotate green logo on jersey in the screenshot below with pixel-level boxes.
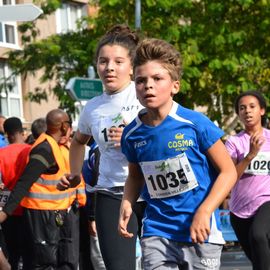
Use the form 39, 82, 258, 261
155, 162, 169, 172
112, 113, 123, 124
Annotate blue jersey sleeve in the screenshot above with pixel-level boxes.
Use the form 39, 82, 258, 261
195, 114, 224, 152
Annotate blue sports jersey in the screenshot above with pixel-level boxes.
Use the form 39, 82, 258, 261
122, 102, 225, 244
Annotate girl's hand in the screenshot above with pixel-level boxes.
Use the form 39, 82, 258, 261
108, 126, 125, 148
247, 131, 265, 160
118, 201, 134, 238
57, 174, 81, 190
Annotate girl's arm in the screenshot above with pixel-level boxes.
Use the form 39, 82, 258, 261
70, 130, 90, 175
190, 139, 237, 243
58, 130, 90, 190
233, 131, 265, 179
118, 162, 145, 238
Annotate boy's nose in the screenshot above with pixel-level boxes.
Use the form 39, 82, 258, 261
145, 85, 153, 90
145, 80, 153, 89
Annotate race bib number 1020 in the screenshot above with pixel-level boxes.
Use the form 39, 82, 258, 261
140, 153, 198, 199
245, 152, 270, 175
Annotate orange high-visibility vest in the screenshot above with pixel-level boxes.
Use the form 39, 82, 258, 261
21, 133, 75, 210
59, 144, 86, 207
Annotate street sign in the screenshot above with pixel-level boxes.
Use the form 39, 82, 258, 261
0, 4, 43, 22
65, 77, 103, 101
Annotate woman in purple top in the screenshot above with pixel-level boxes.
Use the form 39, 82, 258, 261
225, 90, 270, 270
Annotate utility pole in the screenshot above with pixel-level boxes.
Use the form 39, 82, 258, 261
135, 0, 141, 30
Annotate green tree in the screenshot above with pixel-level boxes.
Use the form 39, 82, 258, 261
6, 0, 270, 130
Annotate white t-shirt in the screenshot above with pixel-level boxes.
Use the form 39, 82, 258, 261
78, 82, 143, 188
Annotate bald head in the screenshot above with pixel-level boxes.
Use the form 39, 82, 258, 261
46, 109, 70, 136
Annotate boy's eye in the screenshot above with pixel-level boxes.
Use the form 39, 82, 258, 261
135, 78, 144, 84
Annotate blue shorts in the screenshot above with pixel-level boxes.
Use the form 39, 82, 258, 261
141, 236, 222, 270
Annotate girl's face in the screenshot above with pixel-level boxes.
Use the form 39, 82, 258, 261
97, 45, 132, 94
238, 95, 265, 128
135, 60, 179, 111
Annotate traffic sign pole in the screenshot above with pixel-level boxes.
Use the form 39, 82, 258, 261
0, 4, 43, 22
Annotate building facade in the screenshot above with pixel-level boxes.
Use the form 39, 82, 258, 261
0, 0, 89, 130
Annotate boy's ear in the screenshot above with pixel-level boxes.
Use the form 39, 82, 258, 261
171, 81, 180, 95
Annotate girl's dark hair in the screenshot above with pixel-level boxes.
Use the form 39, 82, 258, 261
95, 24, 140, 65
235, 90, 267, 127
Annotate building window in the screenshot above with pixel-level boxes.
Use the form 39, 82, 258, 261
0, 0, 18, 47
0, 61, 22, 117
56, 1, 88, 33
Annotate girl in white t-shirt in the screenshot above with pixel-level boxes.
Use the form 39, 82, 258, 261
225, 90, 270, 270
60, 25, 145, 270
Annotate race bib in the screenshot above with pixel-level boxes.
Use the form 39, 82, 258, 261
0, 189, 10, 208
99, 113, 126, 149
245, 151, 270, 175
140, 153, 198, 199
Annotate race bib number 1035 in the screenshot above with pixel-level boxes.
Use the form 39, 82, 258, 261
140, 153, 198, 199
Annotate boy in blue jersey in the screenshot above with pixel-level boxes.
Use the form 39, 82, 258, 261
118, 38, 237, 269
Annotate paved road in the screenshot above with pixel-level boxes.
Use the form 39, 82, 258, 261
221, 250, 252, 270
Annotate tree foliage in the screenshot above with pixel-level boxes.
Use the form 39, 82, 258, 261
5, 0, 270, 130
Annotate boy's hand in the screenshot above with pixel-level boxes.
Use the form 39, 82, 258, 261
118, 201, 134, 238
190, 208, 211, 244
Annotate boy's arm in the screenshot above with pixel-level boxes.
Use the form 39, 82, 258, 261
190, 139, 237, 244
118, 162, 145, 238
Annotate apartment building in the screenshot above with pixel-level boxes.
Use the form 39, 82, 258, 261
0, 0, 89, 129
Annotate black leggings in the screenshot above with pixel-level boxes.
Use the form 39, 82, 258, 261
95, 192, 146, 270
230, 201, 270, 270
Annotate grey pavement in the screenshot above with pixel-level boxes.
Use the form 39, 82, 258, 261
221, 250, 252, 270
